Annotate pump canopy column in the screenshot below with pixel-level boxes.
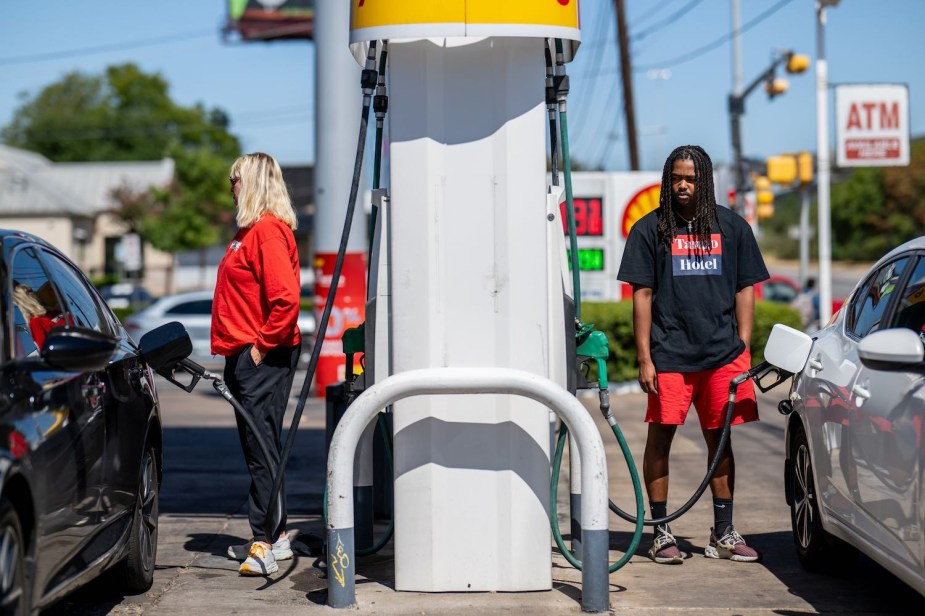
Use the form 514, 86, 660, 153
350, 0, 583, 597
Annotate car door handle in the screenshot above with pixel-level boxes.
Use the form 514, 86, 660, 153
853, 383, 870, 400
809, 355, 824, 371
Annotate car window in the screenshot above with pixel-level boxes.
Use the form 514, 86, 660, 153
166, 299, 212, 316
889, 255, 925, 335
9, 247, 65, 358
848, 256, 911, 339
39, 249, 111, 335
763, 281, 797, 303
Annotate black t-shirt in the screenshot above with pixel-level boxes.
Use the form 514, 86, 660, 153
617, 206, 769, 372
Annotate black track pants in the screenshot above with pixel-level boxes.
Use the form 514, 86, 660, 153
224, 344, 299, 542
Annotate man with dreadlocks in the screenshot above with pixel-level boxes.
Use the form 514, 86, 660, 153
617, 145, 769, 565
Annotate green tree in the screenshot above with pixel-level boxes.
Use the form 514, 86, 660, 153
2, 63, 240, 279
759, 136, 925, 262
2, 63, 239, 162
831, 137, 925, 260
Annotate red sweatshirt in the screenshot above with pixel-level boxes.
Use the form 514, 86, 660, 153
211, 215, 302, 356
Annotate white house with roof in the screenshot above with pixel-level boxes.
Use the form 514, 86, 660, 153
0, 144, 176, 293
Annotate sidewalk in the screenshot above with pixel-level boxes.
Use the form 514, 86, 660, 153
46, 381, 918, 615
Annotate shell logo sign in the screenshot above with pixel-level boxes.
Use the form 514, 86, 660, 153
621, 183, 661, 238
351, 0, 581, 43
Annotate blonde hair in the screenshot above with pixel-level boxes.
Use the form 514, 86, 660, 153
13, 284, 46, 320
229, 152, 298, 230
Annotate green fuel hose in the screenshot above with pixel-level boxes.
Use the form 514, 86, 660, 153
547, 38, 645, 571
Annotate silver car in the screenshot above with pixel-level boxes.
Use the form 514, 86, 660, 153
122, 290, 315, 369
776, 235, 925, 596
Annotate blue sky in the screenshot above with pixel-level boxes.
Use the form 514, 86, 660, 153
1, 1, 923, 171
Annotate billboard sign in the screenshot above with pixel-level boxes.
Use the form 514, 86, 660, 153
559, 172, 661, 302
226, 0, 314, 41
835, 83, 909, 167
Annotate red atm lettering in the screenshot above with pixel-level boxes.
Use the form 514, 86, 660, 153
846, 101, 900, 130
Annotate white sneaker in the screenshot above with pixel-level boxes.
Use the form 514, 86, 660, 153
239, 541, 279, 576
228, 533, 293, 561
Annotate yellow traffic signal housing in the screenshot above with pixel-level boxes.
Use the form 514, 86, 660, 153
765, 77, 789, 98
798, 151, 813, 184
754, 175, 774, 206
757, 203, 775, 219
767, 155, 797, 184
786, 54, 810, 74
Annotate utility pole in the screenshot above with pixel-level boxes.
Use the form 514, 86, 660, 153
730, 0, 744, 212
614, 0, 639, 170
816, 0, 840, 324
728, 50, 809, 216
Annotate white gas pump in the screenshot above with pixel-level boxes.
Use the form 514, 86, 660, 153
325, 1, 613, 612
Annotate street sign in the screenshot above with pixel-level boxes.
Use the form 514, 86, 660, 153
835, 83, 910, 167
122, 233, 142, 272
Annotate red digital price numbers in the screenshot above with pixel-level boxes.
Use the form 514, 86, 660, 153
560, 197, 603, 236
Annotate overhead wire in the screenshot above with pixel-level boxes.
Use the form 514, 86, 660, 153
635, 0, 796, 71
0, 29, 216, 66
5, 106, 315, 142
631, 0, 683, 30
568, 0, 615, 151
632, 0, 706, 42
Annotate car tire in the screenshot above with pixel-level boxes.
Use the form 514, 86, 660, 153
788, 425, 858, 572
116, 445, 159, 592
0, 499, 28, 616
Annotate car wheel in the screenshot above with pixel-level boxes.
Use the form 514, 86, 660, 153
788, 425, 858, 572
117, 446, 159, 592
0, 499, 27, 616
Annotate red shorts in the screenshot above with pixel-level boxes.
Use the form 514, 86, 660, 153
645, 349, 758, 430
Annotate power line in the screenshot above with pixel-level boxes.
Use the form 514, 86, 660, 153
570, 0, 614, 147
0, 29, 216, 66
632, 0, 705, 42
6, 106, 313, 142
631, 0, 682, 30
634, 0, 795, 72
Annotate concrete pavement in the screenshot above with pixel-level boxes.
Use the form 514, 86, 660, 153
45, 375, 924, 615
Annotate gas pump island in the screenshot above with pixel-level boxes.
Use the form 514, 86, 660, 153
132, 1, 804, 611
326, 2, 627, 612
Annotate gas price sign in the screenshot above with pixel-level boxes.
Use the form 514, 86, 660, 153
556, 173, 663, 301
560, 197, 604, 237
566, 248, 605, 271
560, 197, 605, 273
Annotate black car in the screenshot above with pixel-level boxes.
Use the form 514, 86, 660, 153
0, 230, 162, 614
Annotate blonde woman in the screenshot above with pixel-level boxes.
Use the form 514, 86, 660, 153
211, 152, 301, 576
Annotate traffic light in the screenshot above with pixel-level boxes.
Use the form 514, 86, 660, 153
765, 77, 789, 98
766, 155, 797, 184
786, 53, 810, 74
798, 151, 813, 184
754, 175, 774, 219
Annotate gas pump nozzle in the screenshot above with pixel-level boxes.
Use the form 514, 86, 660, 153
753, 323, 815, 392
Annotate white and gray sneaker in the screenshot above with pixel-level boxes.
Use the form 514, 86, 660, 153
239, 541, 278, 576
228, 533, 293, 561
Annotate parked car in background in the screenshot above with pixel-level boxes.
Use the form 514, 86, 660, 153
98, 282, 154, 310
755, 274, 801, 304
777, 235, 925, 596
0, 229, 162, 614
122, 290, 316, 369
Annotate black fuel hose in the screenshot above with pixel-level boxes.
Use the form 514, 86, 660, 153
608, 362, 769, 526
260, 40, 380, 542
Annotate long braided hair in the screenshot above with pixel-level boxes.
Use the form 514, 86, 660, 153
655, 145, 719, 251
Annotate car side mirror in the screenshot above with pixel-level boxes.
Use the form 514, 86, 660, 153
42, 327, 117, 372
858, 329, 925, 371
